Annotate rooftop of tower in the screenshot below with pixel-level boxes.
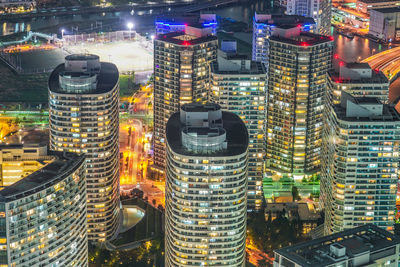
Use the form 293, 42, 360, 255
328, 62, 388, 84
270, 30, 333, 47
166, 103, 248, 157
0, 146, 85, 203
254, 12, 315, 25
48, 54, 119, 95
156, 30, 217, 46
334, 93, 400, 121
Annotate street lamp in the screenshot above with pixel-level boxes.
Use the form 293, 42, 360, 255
127, 22, 134, 40
150, 35, 155, 42
127, 22, 134, 31
61, 28, 65, 40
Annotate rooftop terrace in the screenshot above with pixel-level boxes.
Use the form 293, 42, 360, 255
0, 151, 85, 202
275, 224, 400, 267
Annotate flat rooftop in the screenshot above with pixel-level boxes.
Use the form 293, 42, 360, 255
334, 100, 400, 121
328, 69, 388, 84
255, 13, 315, 25
346, 62, 371, 69
156, 32, 217, 46
275, 224, 400, 267
156, 14, 216, 24
166, 110, 248, 157
270, 32, 333, 47
0, 151, 85, 202
48, 61, 119, 94
211, 60, 266, 75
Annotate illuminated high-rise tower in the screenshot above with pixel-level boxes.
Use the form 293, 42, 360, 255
284, 0, 331, 35
165, 103, 248, 266
252, 12, 316, 64
0, 144, 88, 266
49, 54, 120, 242
211, 50, 266, 210
153, 26, 218, 171
265, 26, 333, 182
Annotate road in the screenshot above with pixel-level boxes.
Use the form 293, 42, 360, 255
362, 46, 400, 81
120, 119, 143, 188
119, 84, 164, 208
246, 242, 274, 266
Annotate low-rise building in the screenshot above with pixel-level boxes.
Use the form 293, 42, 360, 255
0, 0, 35, 10
274, 224, 400, 267
369, 7, 400, 41
265, 202, 322, 236
357, 0, 400, 14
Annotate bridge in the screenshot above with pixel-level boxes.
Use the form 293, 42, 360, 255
0, 31, 59, 47
362, 46, 400, 82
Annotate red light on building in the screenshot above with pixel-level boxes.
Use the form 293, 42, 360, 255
297, 24, 302, 28
329, 36, 334, 41
339, 61, 344, 67
334, 54, 339, 59
300, 42, 309, 47
183, 41, 190, 46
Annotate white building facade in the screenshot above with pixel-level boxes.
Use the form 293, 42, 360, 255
0, 145, 88, 266
165, 103, 248, 266
321, 93, 400, 235
49, 54, 120, 242
211, 53, 265, 210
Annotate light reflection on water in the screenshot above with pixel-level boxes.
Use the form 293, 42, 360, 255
334, 33, 385, 62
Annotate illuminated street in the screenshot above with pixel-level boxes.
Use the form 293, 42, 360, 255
362, 46, 400, 80
119, 84, 164, 207
246, 243, 273, 266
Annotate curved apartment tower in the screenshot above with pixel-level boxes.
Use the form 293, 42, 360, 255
165, 103, 248, 267
49, 54, 120, 242
0, 145, 88, 266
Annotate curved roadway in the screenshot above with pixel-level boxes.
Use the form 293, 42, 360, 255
362, 46, 400, 81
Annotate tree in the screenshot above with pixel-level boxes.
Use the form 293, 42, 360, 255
291, 186, 300, 201
257, 258, 268, 267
